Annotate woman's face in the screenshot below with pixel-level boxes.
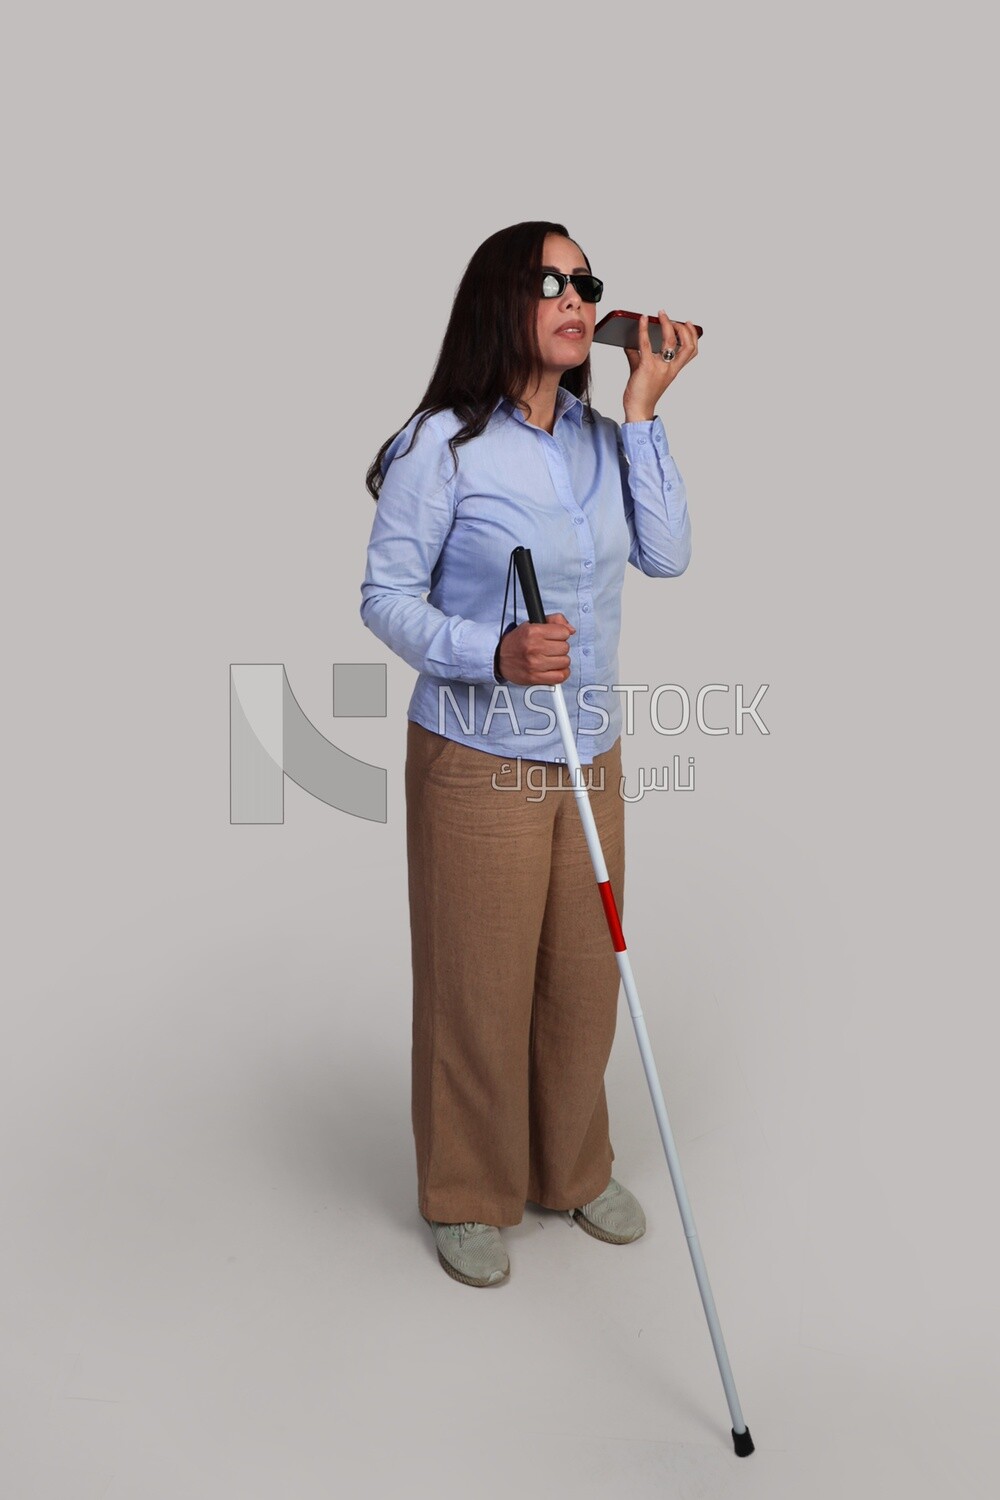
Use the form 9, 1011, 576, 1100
534, 233, 596, 377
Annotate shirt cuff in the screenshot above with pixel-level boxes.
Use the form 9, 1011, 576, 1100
457, 620, 503, 686
620, 414, 671, 460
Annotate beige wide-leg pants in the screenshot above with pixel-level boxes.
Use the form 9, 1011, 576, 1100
405, 720, 626, 1228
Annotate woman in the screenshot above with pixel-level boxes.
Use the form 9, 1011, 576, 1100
361, 221, 697, 1287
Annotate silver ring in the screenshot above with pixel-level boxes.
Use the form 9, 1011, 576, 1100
660, 346, 676, 362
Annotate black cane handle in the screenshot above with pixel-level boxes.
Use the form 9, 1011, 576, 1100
511, 547, 547, 626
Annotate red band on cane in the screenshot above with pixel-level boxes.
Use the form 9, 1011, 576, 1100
597, 881, 626, 952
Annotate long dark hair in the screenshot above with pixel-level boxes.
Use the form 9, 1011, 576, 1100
365, 220, 594, 500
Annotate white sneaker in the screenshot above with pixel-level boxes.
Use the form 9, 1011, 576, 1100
573, 1178, 646, 1244
424, 1218, 510, 1286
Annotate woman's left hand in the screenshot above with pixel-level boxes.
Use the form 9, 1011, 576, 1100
622, 310, 699, 423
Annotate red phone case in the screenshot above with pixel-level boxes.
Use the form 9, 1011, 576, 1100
593, 309, 704, 353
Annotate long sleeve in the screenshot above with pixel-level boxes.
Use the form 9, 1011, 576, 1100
617, 415, 692, 577
358, 390, 691, 763
359, 414, 499, 685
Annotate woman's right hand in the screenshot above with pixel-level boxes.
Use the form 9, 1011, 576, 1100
498, 614, 576, 685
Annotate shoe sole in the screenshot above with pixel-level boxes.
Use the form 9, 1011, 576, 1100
436, 1248, 510, 1287
572, 1210, 645, 1245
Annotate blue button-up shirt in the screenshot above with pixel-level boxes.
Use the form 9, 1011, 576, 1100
360, 387, 691, 763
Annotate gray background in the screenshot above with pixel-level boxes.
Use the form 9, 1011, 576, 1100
2, 2, 996, 1496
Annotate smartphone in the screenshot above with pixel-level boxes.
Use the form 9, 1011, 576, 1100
593, 309, 704, 353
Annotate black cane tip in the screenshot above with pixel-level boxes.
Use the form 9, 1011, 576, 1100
732, 1426, 755, 1456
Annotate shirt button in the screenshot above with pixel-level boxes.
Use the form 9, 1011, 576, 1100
574, 515, 584, 525
666, 481, 673, 491
638, 436, 647, 445
584, 560, 593, 568
584, 647, 591, 656
582, 604, 590, 613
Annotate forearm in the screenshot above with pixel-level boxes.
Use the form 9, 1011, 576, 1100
619, 416, 692, 577
360, 587, 498, 685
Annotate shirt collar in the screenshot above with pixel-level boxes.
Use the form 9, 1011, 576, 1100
496, 386, 585, 429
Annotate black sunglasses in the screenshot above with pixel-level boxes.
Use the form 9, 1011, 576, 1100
541, 271, 604, 304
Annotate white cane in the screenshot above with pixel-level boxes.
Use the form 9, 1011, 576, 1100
511, 546, 754, 1458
